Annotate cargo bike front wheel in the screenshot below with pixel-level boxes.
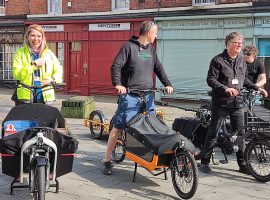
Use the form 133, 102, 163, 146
32, 165, 46, 200
171, 150, 198, 199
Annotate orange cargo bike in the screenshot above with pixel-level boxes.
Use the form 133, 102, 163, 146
111, 88, 199, 199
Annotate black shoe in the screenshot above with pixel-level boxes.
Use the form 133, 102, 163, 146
199, 164, 211, 174
102, 161, 112, 175
239, 166, 250, 175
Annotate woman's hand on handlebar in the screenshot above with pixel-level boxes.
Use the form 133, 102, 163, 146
164, 86, 173, 95
115, 85, 127, 94
40, 77, 53, 86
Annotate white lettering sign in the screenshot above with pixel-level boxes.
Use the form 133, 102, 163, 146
41, 25, 64, 32
89, 23, 130, 31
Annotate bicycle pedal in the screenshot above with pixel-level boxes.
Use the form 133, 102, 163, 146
219, 160, 228, 164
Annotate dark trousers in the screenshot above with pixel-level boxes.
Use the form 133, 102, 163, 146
201, 105, 245, 167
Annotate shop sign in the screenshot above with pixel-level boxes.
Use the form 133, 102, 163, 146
262, 18, 270, 27
89, 23, 130, 31
42, 25, 64, 32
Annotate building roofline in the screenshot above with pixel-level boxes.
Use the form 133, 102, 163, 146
25, 2, 270, 23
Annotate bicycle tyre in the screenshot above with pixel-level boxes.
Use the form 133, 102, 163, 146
89, 110, 105, 139
171, 150, 198, 199
109, 117, 114, 133
112, 142, 126, 163
33, 165, 46, 200
244, 140, 270, 182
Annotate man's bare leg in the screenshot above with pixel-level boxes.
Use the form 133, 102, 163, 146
104, 127, 122, 162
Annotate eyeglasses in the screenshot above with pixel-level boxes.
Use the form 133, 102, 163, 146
230, 41, 243, 45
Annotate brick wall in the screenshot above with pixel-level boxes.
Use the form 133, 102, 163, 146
5, 0, 29, 15
62, 0, 111, 13
130, 0, 192, 10
4, 0, 268, 16
217, 0, 255, 4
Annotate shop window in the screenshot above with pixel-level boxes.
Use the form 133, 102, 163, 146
69, 42, 81, 51
258, 38, 270, 79
47, 42, 65, 80
192, 0, 215, 6
48, 0, 62, 14
112, 0, 129, 11
0, 44, 21, 80
0, 0, 5, 15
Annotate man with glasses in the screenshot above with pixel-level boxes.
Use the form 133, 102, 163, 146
102, 20, 173, 175
198, 32, 268, 174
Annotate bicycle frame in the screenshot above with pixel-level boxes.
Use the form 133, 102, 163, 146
20, 131, 57, 183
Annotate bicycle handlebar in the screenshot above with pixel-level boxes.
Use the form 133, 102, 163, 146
239, 88, 262, 96
17, 81, 66, 91
127, 87, 166, 94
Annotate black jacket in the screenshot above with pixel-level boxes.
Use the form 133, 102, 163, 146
207, 50, 256, 108
111, 36, 171, 89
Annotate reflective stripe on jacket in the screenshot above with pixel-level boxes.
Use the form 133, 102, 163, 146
12, 44, 63, 102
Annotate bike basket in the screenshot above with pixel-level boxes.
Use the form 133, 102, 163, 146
3, 120, 38, 137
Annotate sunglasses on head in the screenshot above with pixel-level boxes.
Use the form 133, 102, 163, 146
145, 21, 155, 32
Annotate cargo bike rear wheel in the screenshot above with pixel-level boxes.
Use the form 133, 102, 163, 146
171, 150, 198, 199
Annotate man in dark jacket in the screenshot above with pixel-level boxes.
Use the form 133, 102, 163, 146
199, 32, 268, 174
102, 20, 173, 175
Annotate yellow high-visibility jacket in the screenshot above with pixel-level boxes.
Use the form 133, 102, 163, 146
12, 44, 63, 103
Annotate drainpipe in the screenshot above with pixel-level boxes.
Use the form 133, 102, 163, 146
29, 0, 31, 14
158, 0, 161, 12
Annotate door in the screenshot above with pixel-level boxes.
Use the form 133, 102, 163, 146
68, 42, 82, 93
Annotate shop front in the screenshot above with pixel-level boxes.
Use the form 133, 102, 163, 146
254, 14, 270, 108
26, 18, 151, 96
0, 22, 25, 87
155, 14, 255, 102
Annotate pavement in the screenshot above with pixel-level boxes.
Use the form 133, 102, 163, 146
0, 88, 269, 200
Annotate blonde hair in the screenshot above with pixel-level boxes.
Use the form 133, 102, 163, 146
24, 24, 47, 56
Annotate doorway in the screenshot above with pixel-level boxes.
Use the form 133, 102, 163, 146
68, 42, 82, 93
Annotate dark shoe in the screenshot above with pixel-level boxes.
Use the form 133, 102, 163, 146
102, 161, 112, 175
199, 164, 211, 174
239, 166, 250, 175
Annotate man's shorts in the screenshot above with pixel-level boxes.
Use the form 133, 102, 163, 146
112, 93, 155, 130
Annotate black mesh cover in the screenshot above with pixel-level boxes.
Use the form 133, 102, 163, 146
172, 117, 207, 148
126, 113, 195, 156
2, 103, 66, 130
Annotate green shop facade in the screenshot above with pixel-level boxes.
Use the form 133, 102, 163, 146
155, 13, 270, 103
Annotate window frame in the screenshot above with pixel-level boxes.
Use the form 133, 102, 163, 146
47, 0, 62, 15
112, 0, 129, 11
0, 0, 5, 15
0, 43, 21, 80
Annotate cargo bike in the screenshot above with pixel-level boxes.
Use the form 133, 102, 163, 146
111, 89, 199, 199
0, 81, 79, 199
172, 89, 270, 182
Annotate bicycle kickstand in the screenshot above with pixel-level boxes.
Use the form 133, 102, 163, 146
219, 148, 229, 164
211, 151, 220, 165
